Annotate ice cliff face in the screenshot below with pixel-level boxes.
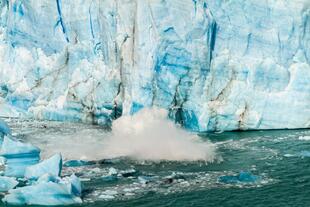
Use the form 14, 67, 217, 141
0, 0, 309, 132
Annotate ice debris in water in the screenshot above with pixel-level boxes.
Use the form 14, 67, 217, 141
298, 151, 310, 158
0, 136, 40, 177
0, 176, 18, 192
64, 160, 95, 167
25, 153, 62, 180
299, 136, 310, 141
138, 176, 154, 185
0, 121, 83, 206
101, 167, 119, 182
219, 172, 260, 184
3, 174, 82, 206
120, 169, 138, 178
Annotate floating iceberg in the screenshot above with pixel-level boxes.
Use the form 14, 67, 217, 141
0, 137, 40, 177
219, 172, 260, 184
0, 121, 83, 205
63, 174, 82, 197
63, 159, 95, 167
25, 153, 62, 180
0, 176, 18, 192
3, 175, 82, 206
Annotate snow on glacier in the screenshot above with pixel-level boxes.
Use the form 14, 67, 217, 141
0, 0, 309, 132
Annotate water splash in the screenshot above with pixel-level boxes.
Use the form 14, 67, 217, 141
102, 108, 216, 162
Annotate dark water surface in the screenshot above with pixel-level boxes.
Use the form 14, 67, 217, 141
2, 120, 310, 207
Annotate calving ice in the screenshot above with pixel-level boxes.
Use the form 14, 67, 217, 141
0, 1, 308, 207
0, 0, 308, 132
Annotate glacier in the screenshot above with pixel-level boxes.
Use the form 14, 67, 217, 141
0, 0, 309, 132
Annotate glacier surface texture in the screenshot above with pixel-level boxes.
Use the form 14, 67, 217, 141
0, 0, 309, 132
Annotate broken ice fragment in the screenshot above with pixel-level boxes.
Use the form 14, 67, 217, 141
219, 171, 259, 184
0, 137, 40, 177
120, 169, 138, 177
3, 174, 83, 206
101, 175, 118, 182
0, 176, 18, 192
0, 136, 40, 156
0, 119, 11, 138
61, 174, 82, 197
238, 172, 259, 182
63, 160, 95, 167
37, 174, 61, 184
108, 167, 118, 175
138, 176, 154, 184
298, 151, 310, 158
2, 181, 82, 205
25, 153, 62, 180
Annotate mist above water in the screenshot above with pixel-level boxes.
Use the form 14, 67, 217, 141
102, 108, 216, 162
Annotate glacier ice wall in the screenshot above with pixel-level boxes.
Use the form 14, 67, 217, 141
0, 0, 309, 132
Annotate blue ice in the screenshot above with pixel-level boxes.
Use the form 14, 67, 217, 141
0, 176, 18, 192
25, 153, 62, 180
2, 178, 82, 205
0, 137, 40, 177
0, 119, 11, 139
219, 172, 260, 184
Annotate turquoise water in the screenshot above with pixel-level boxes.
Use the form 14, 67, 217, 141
2, 120, 310, 207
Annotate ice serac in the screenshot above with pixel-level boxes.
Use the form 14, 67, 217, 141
0, 0, 309, 132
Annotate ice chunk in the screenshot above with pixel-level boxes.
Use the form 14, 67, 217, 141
120, 169, 138, 178
108, 167, 118, 176
138, 176, 154, 184
0, 119, 11, 137
67, 174, 82, 197
238, 172, 259, 182
25, 153, 62, 180
102, 168, 118, 182
219, 172, 259, 184
2, 181, 82, 206
298, 151, 310, 158
3, 173, 82, 206
37, 174, 61, 184
63, 160, 95, 167
0, 136, 40, 156
0, 137, 40, 177
0, 176, 18, 192
101, 175, 118, 182
299, 136, 310, 141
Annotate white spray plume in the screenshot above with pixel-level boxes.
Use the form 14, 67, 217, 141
26, 108, 216, 162
102, 108, 216, 162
